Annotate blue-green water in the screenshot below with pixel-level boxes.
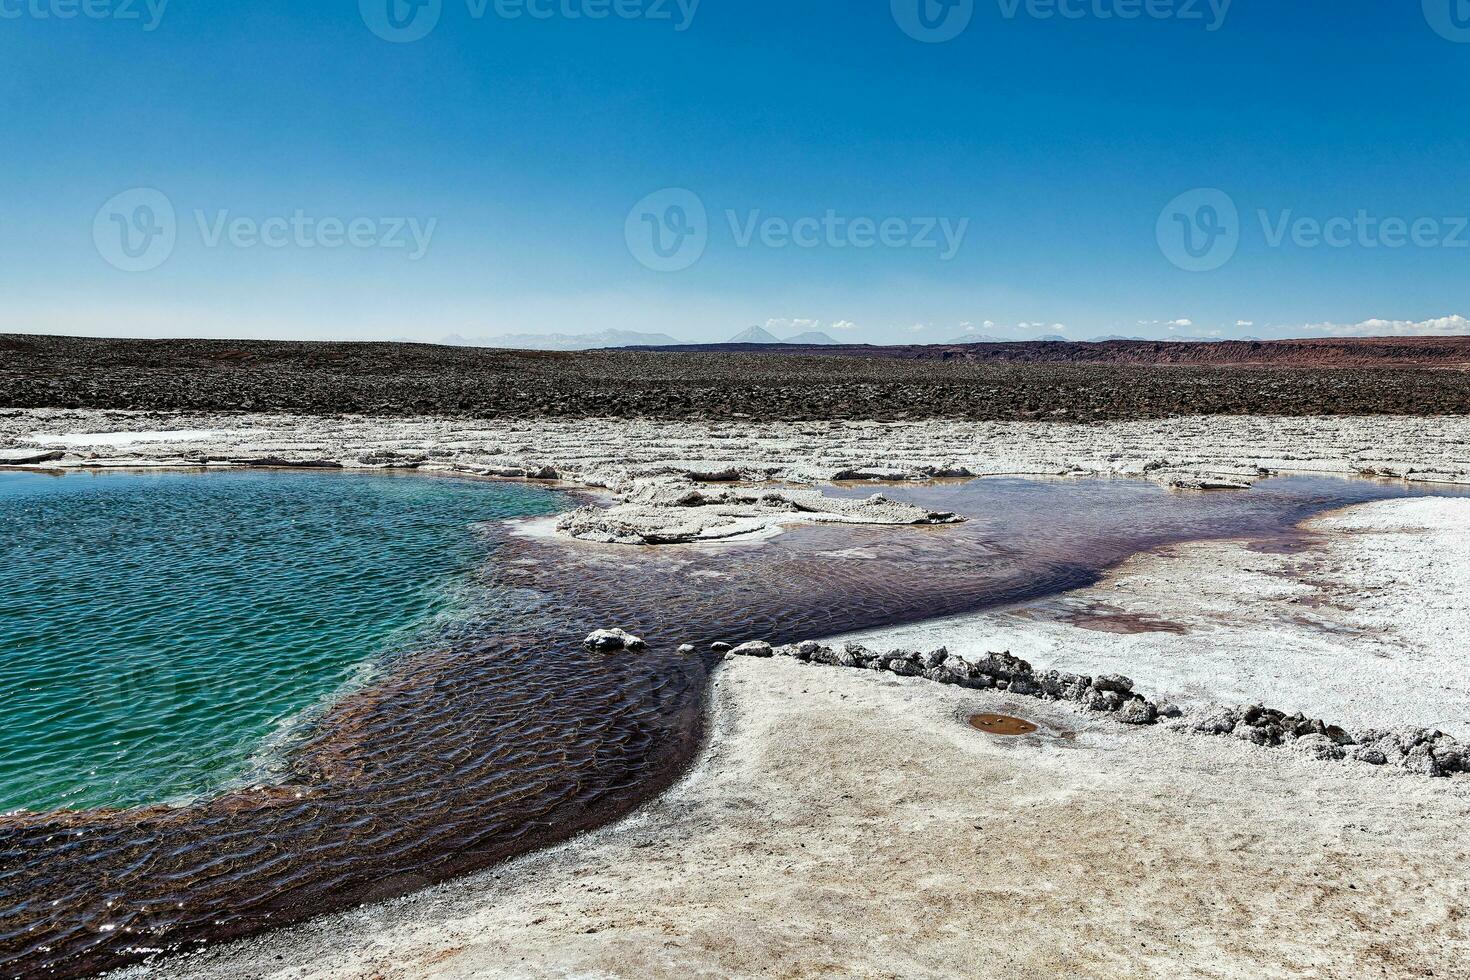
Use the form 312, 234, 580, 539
0, 469, 562, 814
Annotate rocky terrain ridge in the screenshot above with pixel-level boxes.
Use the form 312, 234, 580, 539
6, 334, 1470, 421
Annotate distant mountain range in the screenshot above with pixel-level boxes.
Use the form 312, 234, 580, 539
433, 326, 849, 350
430, 329, 1252, 352
726, 325, 784, 344
441, 329, 681, 351
725, 326, 840, 345
944, 333, 1242, 344
945, 333, 1011, 344
785, 330, 840, 345
945, 333, 1070, 344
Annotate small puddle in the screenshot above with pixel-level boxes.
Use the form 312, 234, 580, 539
1064, 609, 1189, 635
968, 713, 1039, 736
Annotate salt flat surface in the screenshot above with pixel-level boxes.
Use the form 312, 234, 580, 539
843, 497, 1470, 737
8, 409, 1470, 545
26, 429, 237, 447
7, 410, 1470, 489
124, 654, 1470, 980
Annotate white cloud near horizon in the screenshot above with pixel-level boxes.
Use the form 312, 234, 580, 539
1305, 315, 1470, 337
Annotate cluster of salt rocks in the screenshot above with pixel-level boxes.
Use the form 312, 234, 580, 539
723, 640, 1170, 726
720, 639, 1468, 779
584, 629, 1469, 778
1190, 705, 1469, 777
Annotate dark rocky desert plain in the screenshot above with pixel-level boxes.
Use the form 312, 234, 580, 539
4, 333, 1470, 421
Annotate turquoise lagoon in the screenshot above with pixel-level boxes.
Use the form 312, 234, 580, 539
0, 469, 562, 814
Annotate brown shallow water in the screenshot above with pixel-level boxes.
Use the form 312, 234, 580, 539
4, 474, 1469, 978
968, 714, 1039, 736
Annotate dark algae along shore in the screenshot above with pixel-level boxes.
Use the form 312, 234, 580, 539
4, 472, 1470, 977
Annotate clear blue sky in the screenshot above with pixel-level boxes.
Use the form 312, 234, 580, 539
2, 0, 1467, 344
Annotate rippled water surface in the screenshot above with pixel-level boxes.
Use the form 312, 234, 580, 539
3, 471, 1468, 978
0, 470, 563, 813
